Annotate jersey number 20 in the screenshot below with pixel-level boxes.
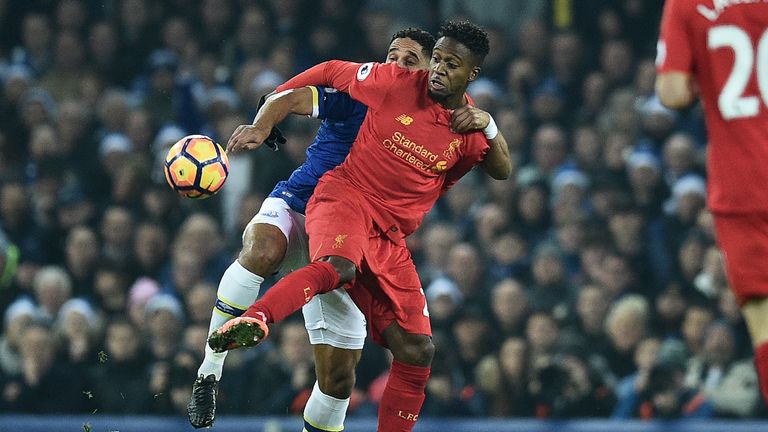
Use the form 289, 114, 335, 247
708, 26, 768, 120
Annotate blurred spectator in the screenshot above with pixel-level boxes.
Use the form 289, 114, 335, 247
528, 242, 571, 316
418, 223, 459, 286
39, 31, 89, 103
571, 284, 611, 356
0, 298, 35, 376
93, 263, 130, 317
681, 304, 715, 358
443, 243, 485, 301
662, 132, 700, 187
489, 278, 529, 340
127, 277, 160, 330
654, 285, 688, 338
1, 322, 88, 413
684, 322, 759, 417
63, 226, 99, 295
90, 317, 150, 413
32, 265, 72, 320
474, 337, 533, 416
12, 14, 53, 77
185, 282, 215, 326
452, 307, 494, 383
100, 205, 134, 266
145, 293, 184, 361
605, 295, 649, 379
526, 312, 559, 367
425, 277, 462, 334
132, 222, 170, 279
637, 361, 712, 419
55, 298, 100, 368
612, 337, 662, 418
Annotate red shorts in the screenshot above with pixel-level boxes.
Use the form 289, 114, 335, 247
713, 213, 768, 306
306, 181, 431, 347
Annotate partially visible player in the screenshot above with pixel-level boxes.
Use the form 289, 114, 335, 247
215, 21, 511, 432
187, 28, 437, 429
656, 0, 768, 407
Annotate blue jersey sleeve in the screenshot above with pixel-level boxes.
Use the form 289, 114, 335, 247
311, 86, 362, 121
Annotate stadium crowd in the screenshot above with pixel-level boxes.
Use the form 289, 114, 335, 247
0, 0, 762, 420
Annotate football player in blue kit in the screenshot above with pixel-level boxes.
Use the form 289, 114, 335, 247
188, 28, 437, 429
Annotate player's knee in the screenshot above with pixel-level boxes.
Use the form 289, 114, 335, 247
319, 256, 356, 284
392, 335, 434, 367
317, 363, 356, 399
239, 224, 287, 275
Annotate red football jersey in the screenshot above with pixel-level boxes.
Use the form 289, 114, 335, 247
657, 0, 768, 213
277, 61, 489, 240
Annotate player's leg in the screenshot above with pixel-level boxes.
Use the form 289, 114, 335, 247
303, 345, 362, 432
742, 298, 768, 345
713, 213, 768, 406
355, 241, 433, 432
188, 198, 291, 428
742, 297, 768, 404
378, 323, 433, 432
208, 190, 367, 348
302, 285, 366, 431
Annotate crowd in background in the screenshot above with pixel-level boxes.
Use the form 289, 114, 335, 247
0, 0, 762, 420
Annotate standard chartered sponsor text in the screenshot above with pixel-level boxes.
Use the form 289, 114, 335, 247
382, 131, 442, 172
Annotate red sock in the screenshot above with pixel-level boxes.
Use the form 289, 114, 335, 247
377, 360, 430, 432
243, 261, 340, 323
755, 342, 768, 407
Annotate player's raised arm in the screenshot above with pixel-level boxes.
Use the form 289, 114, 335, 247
655, 0, 696, 110
276, 60, 397, 110
227, 87, 314, 152
450, 105, 512, 180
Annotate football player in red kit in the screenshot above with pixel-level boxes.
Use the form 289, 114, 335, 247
656, 0, 768, 407
215, 20, 511, 431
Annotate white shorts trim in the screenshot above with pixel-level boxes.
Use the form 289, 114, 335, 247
302, 288, 366, 350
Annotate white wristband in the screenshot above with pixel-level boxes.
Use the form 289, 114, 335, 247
483, 115, 498, 139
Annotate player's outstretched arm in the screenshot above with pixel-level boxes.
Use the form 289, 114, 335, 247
227, 88, 314, 152
656, 71, 695, 110
277, 60, 362, 94
450, 106, 512, 180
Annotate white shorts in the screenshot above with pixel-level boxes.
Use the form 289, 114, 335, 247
246, 197, 366, 350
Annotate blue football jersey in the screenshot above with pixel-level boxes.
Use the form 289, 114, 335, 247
269, 86, 367, 214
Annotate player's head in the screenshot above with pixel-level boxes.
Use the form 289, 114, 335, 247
385, 27, 435, 71
428, 20, 490, 103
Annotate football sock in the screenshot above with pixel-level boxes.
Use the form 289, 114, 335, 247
755, 342, 768, 406
303, 381, 349, 432
377, 360, 430, 432
198, 260, 264, 379
243, 261, 340, 323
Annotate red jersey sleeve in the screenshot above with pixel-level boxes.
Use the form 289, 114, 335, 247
657, 0, 695, 74
276, 60, 399, 110
441, 133, 489, 192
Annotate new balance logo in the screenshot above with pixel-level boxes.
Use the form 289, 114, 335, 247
395, 114, 414, 125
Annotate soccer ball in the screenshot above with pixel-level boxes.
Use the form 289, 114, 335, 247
164, 135, 229, 199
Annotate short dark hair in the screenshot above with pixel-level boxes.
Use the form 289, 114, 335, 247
438, 20, 490, 64
391, 27, 436, 57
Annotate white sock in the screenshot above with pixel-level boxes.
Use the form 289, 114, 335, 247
197, 260, 264, 379
303, 381, 349, 431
